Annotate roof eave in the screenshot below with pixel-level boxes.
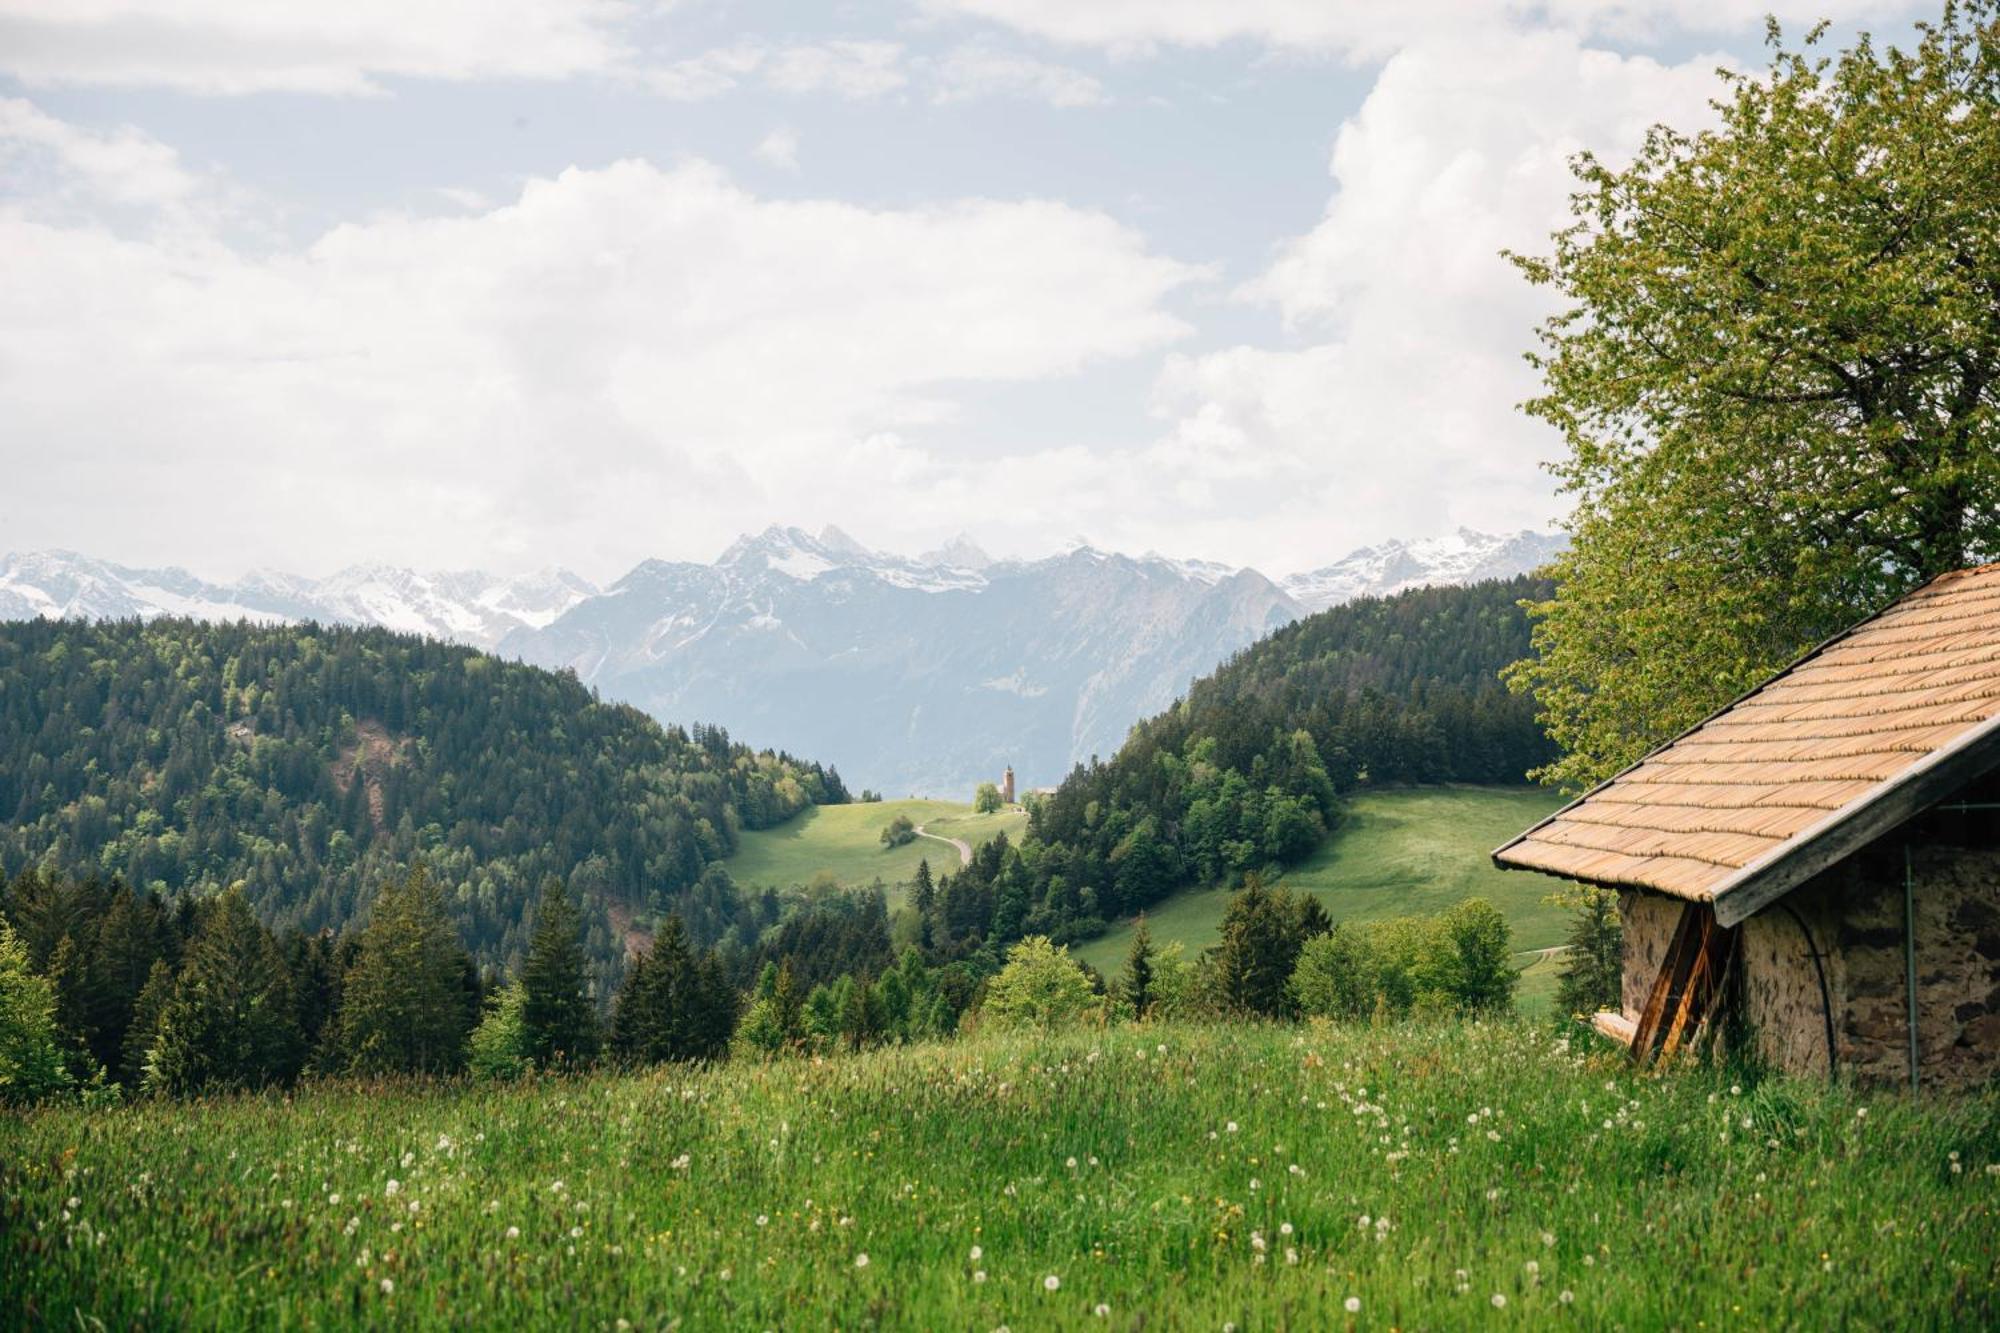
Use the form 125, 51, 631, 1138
1705, 709, 2000, 927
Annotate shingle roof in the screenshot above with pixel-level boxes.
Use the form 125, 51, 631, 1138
1494, 561, 2000, 925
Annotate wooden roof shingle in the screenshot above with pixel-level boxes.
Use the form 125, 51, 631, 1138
1493, 562, 2000, 926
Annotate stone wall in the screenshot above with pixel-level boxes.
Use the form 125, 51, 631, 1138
1616, 844, 2000, 1088
1819, 844, 2000, 1090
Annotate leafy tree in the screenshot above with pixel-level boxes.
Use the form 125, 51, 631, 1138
468, 982, 532, 1080
982, 936, 1098, 1031
146, 888, 302, 1096
1288, 926, 1379, 1021
1508, 7, 2000, 790
520, 879, 597, 1067
1554, 888, 1623, 1016
0, 914, 71, 1104
337, 865, 475, 1074
880, 814, 917, 848
973, 782, 1003, 814
1421, 899, 1516, 1014
1120, 916, 1156, 1018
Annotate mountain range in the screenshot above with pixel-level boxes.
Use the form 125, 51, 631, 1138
0, 527, 1563, 794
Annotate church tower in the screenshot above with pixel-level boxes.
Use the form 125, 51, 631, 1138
1001, 765, 1015, 805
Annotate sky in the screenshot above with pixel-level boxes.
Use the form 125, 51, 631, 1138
0, 0, 1932, 583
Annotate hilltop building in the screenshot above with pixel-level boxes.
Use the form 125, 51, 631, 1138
1495, 562, 2000, 1089
1001, 765, 1015, 805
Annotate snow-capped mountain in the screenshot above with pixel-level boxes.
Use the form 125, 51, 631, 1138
497, 526, 1299, 795
1, 526, 1559, 794
1281, 528, 1565, 614
0, 551, 596, 649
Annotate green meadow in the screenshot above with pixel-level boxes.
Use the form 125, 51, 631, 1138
1075, 787, 1569, 981
7, 1020, 1997, 1330
721, 798, 1028, 899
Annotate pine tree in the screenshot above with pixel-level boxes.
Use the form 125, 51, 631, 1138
1555, 889, 1622, 1017
338, 866, 476, 1074
121, 959, 174, 1089
1215, 875, 1293, 1019
0, 914, 71, 1104
611, 914, 692, 1063
911, 859, 936, 952
146, 888, 302, 1096
1120, 916, 1155, 1018
89, 888, 165, 1075
690, 951, 738, 1060
521, 879, 597, 1067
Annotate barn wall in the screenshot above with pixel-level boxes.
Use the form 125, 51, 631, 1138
1617, 890, 1680, 1019
1617, 846, 2000, 1087
1822, 845, 2000, 1090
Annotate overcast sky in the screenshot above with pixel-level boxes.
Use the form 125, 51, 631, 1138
0, 0, 1928, 582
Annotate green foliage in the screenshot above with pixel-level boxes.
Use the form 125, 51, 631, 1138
0, 915, 70, 1104
467, 982, 532, 1081
145, 889, 301, 1096
336, 865, 476, 1075
1508, 7, 2000, 790
1119, 917, 1155, 1018
610, 915, 738, 1065
1021, 579, 1555, 945
973, 782, 1004, 815
0, 618, 848, 969
1214, 876, 1329, 1018
982, 936, 1099, 1032
520, 880, 597, 1067
1287, 925, 1379, 1021
1554, 888, 1624, 1017
1288, 898, 1518, 1021
879, 814, 917, 848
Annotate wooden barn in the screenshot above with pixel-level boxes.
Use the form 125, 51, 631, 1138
1494, 562, 2000, 1089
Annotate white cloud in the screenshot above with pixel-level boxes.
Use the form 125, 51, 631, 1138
764, 40, 908, 98
753, 126, 800, 171
1129, 30, 1733, 569
0, 97, 200, 210
0, 123, 1196, 577
928, 42, 1107, 107
644, 40, 908, 102
925, 0, 1924, 57
0, 0, 636, 95
645, 43, 766, 100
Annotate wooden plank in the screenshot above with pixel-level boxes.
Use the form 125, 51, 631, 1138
1629, 904, 1702, 1063
1590, 1011, 1637, 1047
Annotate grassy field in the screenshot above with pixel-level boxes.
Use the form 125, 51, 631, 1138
723, 799, 1028, 899
7, 1020, 1998, 1329
1076, 786, 1568, 984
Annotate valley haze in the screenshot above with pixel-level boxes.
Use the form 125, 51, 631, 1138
0, 526, 1562, 795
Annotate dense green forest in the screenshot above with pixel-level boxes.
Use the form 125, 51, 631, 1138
919, 577, 1554, 949
0, 619, 847, 967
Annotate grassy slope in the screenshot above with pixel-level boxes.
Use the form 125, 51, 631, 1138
723, 799, 1028, 900
9, 1021, 1997, 1329
1075, 786, 1568, 991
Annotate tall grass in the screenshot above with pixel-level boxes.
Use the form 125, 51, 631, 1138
6, 1020, 1998, 1328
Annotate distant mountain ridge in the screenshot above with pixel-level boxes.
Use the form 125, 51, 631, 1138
0, 526, 1562, 793
0, 549, 597, 649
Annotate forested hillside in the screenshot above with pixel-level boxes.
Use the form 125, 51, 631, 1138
933, 577, 1553, 947
0, 619, 847, 965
